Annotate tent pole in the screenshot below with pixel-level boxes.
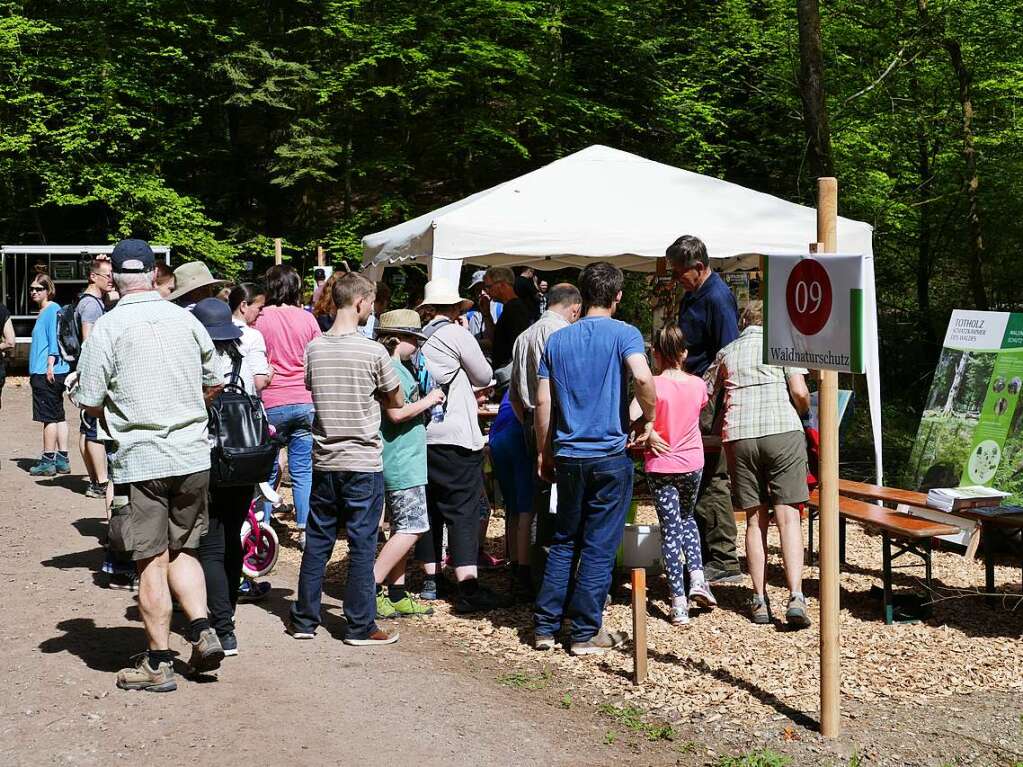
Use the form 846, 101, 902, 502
817, 177, 841, 738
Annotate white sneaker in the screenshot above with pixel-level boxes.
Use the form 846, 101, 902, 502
688, 580, 717, 609
670, 598, 690, 626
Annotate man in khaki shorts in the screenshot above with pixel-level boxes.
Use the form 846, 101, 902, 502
77, 239, 226, 692
705, 300, 812, 628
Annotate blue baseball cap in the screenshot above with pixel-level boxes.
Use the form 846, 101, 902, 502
111, 239, 156, 273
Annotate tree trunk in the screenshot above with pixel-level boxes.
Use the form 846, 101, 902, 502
943, 38, 988, 310
795, 0, 834, 180
910, 70, 936, 344
343, 118, 353, 220
916, 0, 988, 310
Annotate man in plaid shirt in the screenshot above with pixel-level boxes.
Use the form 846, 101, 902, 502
704, 300, 812, 627
77, 239, 227, 692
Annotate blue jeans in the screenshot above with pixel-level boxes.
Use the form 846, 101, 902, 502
265, 403, 314, 528
534, 452, 633, 643
290, 470, 384, 640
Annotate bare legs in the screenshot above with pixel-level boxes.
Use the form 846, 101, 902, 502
374, 533, 420, 586
42, 421, 68, 453
744, 503, 805, 597
744, 505, 770, 597
136, 549, 209, 651
79, 435, 107, 485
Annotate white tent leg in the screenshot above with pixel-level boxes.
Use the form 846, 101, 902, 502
430, 255, 465, 285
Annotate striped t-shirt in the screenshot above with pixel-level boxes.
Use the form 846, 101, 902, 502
304, 331, 399, 472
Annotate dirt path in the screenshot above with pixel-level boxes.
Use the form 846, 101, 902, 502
0, 381, 675, 767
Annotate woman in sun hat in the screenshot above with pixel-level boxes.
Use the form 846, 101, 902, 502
166, 262, 228, 309
411, 278, 509, 613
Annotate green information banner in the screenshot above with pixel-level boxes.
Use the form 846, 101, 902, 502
905, 310, 1023, 503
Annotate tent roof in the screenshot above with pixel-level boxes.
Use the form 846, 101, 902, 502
362, 145, 873, 273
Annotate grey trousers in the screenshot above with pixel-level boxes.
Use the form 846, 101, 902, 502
693, 448, 740, 573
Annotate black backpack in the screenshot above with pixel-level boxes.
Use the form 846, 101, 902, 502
57, 293, 102, 366
207, 351, 278, 487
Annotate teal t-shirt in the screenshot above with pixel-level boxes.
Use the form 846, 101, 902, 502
381, 359, 428, 491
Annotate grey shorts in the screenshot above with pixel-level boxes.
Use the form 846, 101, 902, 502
385, 485, 430, 535
113, 470, 211, 561
724, 430, 809, 511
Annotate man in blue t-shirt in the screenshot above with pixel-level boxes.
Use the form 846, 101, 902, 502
667, 234, 743, 584
532, 262, 656, 656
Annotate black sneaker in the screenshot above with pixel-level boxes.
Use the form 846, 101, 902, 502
107, 573, 138, 591
704, 565, 744, 584
452, 584, 512, 613
220, 632, 239, 657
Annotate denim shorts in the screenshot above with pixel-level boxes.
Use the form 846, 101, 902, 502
385, 485, 429, 535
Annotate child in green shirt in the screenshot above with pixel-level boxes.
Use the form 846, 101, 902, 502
375, 310, 445, 616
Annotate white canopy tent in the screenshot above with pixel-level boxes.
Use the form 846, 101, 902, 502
361, 145, 882, 481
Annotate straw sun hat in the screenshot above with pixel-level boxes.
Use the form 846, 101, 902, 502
166, 261, 227, 302
374, 309, 427, 341
417, 277, 473, 311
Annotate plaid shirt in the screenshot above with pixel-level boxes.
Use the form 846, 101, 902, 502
510, 310, 569, 411
76, 291, 218, 483
704, 326, 807, 443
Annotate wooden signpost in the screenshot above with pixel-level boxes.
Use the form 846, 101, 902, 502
631, 567, 647, 684
273, 237, 283, 265
816, 177, 841, 738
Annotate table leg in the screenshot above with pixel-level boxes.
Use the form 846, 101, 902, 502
882, 532, 893, 625
983, 527, 996, 607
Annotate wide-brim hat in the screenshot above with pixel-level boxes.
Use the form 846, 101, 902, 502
374, 309, 426, 341
192, 297, 242, 341
166, 261, 227, 302
417, 277, 473, 311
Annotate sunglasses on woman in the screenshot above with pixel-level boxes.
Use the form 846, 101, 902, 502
29, 285, 45, 293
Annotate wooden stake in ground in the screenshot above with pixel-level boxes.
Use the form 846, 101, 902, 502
816, 177, 841, 737
631, 567, 647, 684
316, 245, 325, 267
274, 237, 283, 265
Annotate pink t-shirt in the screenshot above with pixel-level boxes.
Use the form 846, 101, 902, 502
254, 305, 321, 410
644, 374, 708, 475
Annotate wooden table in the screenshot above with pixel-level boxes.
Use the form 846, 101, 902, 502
837, 478, 1023, 603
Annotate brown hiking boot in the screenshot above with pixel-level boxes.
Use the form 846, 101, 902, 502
343, 628, 399, 647
186, 628, 225, 674
116, 654, 177, 693
749, 595, 773, 625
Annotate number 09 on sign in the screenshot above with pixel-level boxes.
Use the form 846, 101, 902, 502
763, 253, 870, 375
786, 259, 832, 336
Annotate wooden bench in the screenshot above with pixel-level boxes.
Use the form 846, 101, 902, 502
835, 479, 1023, 605
807, 491, 959, 624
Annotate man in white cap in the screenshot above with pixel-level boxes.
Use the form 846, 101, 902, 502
412, 277, 505, 612
462, 269, 499, 341
166, 262, 227, 309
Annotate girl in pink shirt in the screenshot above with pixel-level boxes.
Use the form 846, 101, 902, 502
632, 325, 715, 625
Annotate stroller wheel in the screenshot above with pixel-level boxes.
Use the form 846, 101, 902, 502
241, 521, 280, 578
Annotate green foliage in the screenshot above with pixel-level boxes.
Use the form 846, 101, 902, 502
496, 668, 552, 690
2, 0, 1022, 458
714, 749, 791, 767
558, 693, 572, 709
598, 703, 676, 741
